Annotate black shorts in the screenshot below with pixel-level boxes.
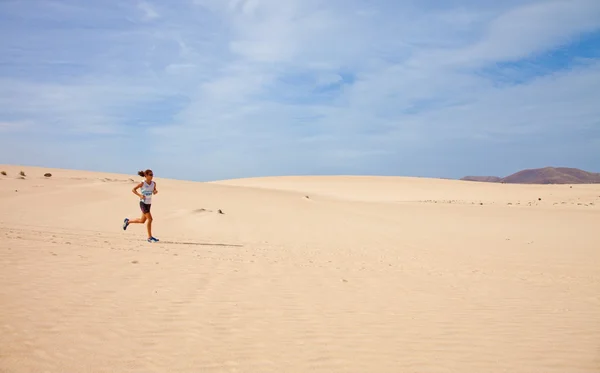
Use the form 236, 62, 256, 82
140, 201, 151, 214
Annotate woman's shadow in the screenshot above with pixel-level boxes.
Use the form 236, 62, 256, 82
159, 240, 243, 248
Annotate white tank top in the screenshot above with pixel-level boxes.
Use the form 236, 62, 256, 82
140, 181, 155, 204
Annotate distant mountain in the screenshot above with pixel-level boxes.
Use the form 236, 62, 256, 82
460, 167, 600, 184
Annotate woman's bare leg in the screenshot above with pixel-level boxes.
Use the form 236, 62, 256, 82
128, 212, 147, 224
145, 213, 153, 238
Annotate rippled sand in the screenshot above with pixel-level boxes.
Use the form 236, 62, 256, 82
1, 165, 599, 372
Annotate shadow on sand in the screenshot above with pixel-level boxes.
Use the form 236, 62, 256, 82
159, 240, 243, 248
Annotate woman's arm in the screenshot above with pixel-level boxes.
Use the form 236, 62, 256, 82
132, 182, 143, 198
153, 182, 158, 195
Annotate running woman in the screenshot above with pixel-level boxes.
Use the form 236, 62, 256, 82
122, 169, 159, 242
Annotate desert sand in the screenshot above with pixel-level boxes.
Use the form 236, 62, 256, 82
1, 164, 599, 373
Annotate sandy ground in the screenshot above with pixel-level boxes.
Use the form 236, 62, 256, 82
1, 164, 599, 373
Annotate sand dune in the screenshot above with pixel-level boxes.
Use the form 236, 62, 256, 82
1, 164, 599, 372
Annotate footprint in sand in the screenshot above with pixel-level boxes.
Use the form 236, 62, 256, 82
192, 208, 224, 214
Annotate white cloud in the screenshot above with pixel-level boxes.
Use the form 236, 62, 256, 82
138, 1, 160, 21
0, 0, 599, 178
447, 0, 600, 66
0, 120, 31, 133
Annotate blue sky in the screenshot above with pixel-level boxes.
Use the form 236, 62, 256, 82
0, 0, 599, 181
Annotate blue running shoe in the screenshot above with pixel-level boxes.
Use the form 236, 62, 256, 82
147, 236, 159, 243
123, 218, 129, 230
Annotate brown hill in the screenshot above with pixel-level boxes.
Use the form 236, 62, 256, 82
461, 167, 600, 184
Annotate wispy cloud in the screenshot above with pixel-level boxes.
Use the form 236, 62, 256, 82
1, 0, 599, 179
138, 1, 160, 21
